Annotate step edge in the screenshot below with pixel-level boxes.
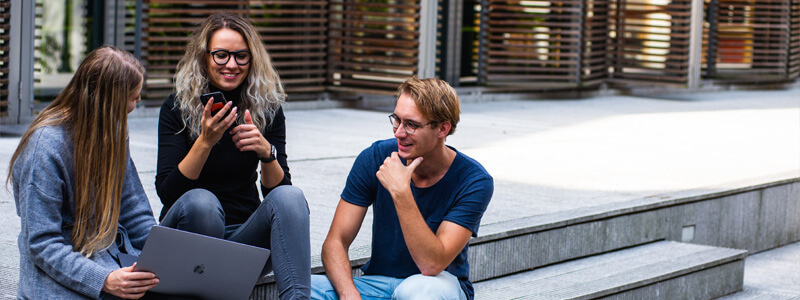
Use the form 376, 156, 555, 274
473, 242, 747, 299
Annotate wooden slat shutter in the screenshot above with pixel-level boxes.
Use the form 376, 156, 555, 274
327, 0, 420, 94
141, 0, 327, 105
787, 0, 799, 78
705, 0, 795, 81
609, 0, 692, 85
123, 0, 139, 54
0, 0, 9, 117
248, 0, 328, 96
482, 0, 585, 88
583, 0, 611, 85
142, 1, 248, 104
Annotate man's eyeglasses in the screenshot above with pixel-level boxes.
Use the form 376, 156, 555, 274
389, 114, 434, 135
209, 50, 252, 66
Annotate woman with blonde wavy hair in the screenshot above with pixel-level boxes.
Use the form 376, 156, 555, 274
155, 12, 310, 299
8, 46, 159, 299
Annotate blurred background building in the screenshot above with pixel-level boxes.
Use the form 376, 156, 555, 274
1, 0, 798, 125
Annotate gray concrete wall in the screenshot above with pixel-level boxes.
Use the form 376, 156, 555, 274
682, 181, 800, 253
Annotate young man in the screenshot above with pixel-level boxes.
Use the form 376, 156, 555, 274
311, 77, 494, 300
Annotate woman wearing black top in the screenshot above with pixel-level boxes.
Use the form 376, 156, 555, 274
155, 13, 310, 299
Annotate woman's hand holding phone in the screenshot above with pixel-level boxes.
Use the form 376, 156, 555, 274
175, 95, 238, 181
199, 95, 237, 147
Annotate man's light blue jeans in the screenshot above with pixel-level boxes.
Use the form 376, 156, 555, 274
311, 271, 467, 300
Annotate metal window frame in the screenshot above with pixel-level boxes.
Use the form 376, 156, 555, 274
104, 0, 127, 48
418, 0, 437, 79
4, 0, 137, 125
5, 0, 34, 125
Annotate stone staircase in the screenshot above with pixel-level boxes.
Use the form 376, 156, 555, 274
250, 177, 799, 299
473, 241, 746, 299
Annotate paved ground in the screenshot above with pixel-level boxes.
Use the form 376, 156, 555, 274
726, 241, 800, 299
1, 87, 799, 298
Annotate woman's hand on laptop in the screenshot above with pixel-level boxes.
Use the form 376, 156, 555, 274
102, 263, 159, 299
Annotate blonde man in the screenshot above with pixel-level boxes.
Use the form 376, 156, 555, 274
312, 77, 494, 300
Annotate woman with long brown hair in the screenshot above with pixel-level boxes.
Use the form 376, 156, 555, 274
8, 46, 158, 299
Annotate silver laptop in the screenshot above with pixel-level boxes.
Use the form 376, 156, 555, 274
132, 225, 270, 300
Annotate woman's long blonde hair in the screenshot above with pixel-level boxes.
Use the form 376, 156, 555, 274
7, 46, 145, 257
174, 12, 285, 139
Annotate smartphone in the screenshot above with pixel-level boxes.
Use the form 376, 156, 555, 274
200, 91, 227, 116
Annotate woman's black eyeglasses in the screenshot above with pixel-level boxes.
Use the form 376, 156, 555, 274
209, 50, 252, 66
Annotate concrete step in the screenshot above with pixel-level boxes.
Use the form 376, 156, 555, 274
472, 241, 747, 300
717, 289, 800, 300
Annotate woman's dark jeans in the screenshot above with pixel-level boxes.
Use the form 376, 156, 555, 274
160, 186, 311, 299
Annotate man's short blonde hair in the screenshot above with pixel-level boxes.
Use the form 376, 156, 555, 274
396, 76, 460, 136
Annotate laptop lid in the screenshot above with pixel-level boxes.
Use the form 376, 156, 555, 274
134, 225, 270, 300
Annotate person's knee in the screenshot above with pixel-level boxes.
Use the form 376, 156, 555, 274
266, 185, 309, 217
168, 189, 224, 236
310, 274, 337, 300
393, 272, 462, 300
179, 189, 224, 218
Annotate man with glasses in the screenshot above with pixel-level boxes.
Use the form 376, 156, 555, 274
311, 77, 494, 300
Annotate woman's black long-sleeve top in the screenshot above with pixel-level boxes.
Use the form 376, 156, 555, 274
155, 86, 292, 225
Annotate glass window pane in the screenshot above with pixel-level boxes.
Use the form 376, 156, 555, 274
33, 0, 88, 102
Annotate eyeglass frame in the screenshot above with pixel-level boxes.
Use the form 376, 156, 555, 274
388, 114, 437, 135
208, 49, 252, 66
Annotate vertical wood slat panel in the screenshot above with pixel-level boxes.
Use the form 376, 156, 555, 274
141, 0, 327, 105
0, 0, 9, 117
327, 0, 420, 94
704, 0, 794, 81
788, 0, 800, 78
249, 0, 328, 95
142, 1, 249, 104
32, 1, 42, 87
123, 0, 139, 54
483, 0, 584, 87
609, 0, 692, 84
583, 0, 610, 84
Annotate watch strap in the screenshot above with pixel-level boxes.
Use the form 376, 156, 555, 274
259, 144, 277, 163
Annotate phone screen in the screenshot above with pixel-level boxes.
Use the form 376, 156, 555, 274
200, 92, 227, 116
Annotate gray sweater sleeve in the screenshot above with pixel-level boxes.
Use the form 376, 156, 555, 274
118, 153, 157, 252
12, 126, 138, 298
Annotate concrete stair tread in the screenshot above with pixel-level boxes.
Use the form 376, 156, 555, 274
718, 288, 800, 300
473, 241, 746, 300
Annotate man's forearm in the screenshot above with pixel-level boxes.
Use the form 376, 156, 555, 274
392, 189, 449, 275
322, 242, 361, 299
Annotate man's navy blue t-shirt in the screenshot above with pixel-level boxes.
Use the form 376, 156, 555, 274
341, 138, 494, 300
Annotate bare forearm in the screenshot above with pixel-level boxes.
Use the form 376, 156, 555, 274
260, 160, 284, 188
392, 190, 448, 275
177, 137, 213, 180
321, 240, 361, 299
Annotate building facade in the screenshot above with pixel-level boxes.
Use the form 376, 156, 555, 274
2, 0, 798, 124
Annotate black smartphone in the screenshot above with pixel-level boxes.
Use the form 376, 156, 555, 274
200, 91, 227, 116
